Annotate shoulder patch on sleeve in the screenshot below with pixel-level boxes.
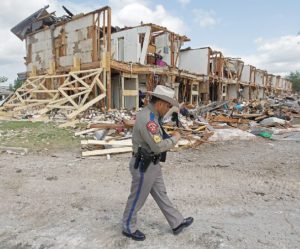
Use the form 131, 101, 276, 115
153, 134, 162, 143
150, 112, 155, 121
146, 120, 159, 134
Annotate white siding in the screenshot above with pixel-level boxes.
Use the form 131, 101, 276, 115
241, 65, 250, 83
179, 48, 209, 75
255, 70, 264, 86
155, 33, 170, 65
111, 26, 151, 64
271, 76, 276, 87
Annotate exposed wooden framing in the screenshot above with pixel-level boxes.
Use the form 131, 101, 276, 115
189, 81, 199, 105
106, 7, 112, 109
43, 68, 106, 119
71, 57, 81, 71
170, 33, 175, 67
121, 73, 139, 110
2, 76, 61, 110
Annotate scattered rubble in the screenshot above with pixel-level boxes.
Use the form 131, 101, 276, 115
0, 95, 299, 157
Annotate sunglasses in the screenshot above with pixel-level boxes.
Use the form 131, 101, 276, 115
164, 102, 172, 108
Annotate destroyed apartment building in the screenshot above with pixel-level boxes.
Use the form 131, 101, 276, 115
0, 5, 294, 120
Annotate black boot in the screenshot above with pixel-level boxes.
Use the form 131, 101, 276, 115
172, 217, 194, 235
122, 229, 146, 241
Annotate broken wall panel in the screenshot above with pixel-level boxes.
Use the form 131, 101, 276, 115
26, 14, 94, 71
241, 65, 251, 84
179, 47, 210, 75
223, 58, 243, 80
255, 69, 265, 87
111, 26, 151, 64
227, 84, 238, 99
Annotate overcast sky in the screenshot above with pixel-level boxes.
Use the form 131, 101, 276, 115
1, 0, 300, 85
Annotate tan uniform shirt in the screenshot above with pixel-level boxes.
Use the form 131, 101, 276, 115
132, 103, 179, 155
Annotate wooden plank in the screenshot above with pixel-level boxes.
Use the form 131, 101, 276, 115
81, 139, 132, 147
123, 90, 138, 96
15, 91, 25, 104
210, 115, 249, 124
67, 93, 106, 119
89, 123, 124, 129
47, 105, 76, 110
58, 88, 79, 107
136, 76, 139, 110
82, 147, 132, 157
69, 72, 90, 89
71, 68, 103, 75
24, 99, 50, 103
96, 78, 106, 92
122, 73, 138, 79
31, 90, 58, 93
78, 75, 98, 107
121, 75, 125, 109
60, 87, 87, 91
232, 113, 263, 119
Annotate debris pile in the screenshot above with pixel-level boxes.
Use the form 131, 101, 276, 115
1, 95, 299, 157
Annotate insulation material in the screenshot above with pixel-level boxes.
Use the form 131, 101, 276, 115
64, 15, 93, 32
179, 48, 209, 75
59, 56, 73, 67
26, 13, 94, 72
75, 51, 93, 64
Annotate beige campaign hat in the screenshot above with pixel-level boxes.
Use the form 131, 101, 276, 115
148, 85, 179, 107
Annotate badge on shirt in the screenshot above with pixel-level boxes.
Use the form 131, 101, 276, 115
153, 134, 162, 143
146, 121, 159, 134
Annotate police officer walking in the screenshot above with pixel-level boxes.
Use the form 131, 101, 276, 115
122, 85, 193, 241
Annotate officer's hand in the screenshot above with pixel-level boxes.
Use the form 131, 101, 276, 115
172, 131, 181, 140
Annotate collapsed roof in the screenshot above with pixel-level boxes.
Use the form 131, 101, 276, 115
11, 5, 71, 40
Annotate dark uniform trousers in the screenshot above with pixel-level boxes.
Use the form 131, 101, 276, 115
122, 156, 184, 234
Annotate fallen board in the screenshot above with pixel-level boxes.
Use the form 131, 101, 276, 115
81, 139, 132, 147
82, 147, 132, 157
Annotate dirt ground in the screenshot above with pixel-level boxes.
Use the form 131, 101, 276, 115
0, 138, 299, 249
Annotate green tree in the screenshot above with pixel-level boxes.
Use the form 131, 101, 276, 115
8, 78, 23, 91
12, 78, 23, 91
0, 76, 8, 83
287, 71, 300, 93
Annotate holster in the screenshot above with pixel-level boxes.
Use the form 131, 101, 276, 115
160, 151, 167, 162
134, 147, 160, 172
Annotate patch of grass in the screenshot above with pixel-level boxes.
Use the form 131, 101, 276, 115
0, 121, 80, 152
